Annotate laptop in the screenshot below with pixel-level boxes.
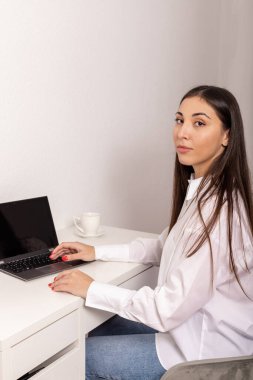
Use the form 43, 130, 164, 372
0, 196, 86, 281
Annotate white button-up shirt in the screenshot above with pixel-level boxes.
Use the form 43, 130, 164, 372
86, 177, 253, 369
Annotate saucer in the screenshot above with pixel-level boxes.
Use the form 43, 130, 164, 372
74, 226, 105, 238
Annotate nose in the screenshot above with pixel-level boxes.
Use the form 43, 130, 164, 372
176, 121, 191, 139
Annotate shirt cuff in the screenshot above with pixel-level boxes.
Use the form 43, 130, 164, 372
95, 244, 130, 262
85, 281, 136, 314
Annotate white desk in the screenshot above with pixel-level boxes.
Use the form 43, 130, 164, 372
0, 226, 158, 380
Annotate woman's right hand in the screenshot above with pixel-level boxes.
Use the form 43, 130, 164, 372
49, 242, 95, 262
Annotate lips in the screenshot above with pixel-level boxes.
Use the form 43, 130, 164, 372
176, 145, 193, 153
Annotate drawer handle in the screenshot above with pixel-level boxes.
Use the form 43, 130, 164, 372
17, 367, 44, 379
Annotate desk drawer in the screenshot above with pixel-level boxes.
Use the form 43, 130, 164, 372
11, 310, 79, 380
30, 346, 82, 380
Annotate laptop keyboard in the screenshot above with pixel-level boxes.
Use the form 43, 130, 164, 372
0, 253, 62, 273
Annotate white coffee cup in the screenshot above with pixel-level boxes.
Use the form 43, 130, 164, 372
73, 212, 100, 236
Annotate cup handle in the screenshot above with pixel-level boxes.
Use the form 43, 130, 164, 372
73, 216, 84, 233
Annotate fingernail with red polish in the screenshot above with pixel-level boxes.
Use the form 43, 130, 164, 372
48, 283, 52, 287
62, 255, 68, 261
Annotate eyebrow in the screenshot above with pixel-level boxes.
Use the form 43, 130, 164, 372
176, 111, 211, 119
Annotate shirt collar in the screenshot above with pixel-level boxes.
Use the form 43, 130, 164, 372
186, 174, 203, 201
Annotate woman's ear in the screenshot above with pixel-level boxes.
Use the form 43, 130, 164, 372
222, 130, 229, 147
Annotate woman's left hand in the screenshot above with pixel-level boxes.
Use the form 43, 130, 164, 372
49, 270, 94, 298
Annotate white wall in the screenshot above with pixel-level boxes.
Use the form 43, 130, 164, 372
218, 0, 253, 166
1, 0, 251, 235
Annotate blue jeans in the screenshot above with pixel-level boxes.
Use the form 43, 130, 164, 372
85, 315, 166, 380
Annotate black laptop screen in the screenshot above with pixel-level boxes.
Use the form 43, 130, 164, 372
0, 196, 59, 260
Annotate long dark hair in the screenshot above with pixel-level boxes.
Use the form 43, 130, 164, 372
169, 85, 253, 295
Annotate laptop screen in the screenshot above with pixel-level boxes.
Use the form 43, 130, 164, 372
0, 196, 58, 260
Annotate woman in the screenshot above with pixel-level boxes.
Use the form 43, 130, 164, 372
49, 85, 253, 380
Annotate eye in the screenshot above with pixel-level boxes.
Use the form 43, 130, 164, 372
175, 118, 183, 125
194, 120, 206, 127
